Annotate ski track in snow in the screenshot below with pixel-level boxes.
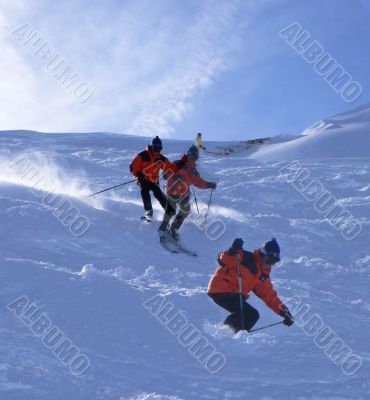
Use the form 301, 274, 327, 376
0, 129, 369, 399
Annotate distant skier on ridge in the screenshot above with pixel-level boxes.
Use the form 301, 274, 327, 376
207, 238, 294, 332
130, 136, 185, 221
195, 132, 206, 151
158, 145, 216, 241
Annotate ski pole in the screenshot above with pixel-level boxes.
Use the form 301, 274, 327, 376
192, 187, 199, 215
249, 321, 284, 333
87, 179, 136, 197
203, 188, 213, 223
237, 252, 246, 331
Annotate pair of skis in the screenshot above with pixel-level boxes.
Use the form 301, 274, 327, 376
140, 215, 197, 256
160, 232, 197, 257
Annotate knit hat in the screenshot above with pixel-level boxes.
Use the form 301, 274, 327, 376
151, 136, 162, 151
261, 238, 280, 262
187, 145, 199, 161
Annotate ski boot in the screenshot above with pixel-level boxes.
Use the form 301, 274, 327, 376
169, 225, 180, 242
158, 229, 166, 244
141, 209, 153, 222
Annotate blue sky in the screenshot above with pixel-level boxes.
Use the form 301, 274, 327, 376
1, 0, 369, 140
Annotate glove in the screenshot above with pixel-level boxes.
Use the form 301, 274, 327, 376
208, 182, 217, 189
231, 238, 244, 251
280, 308, 294, 327
228, 238, 244, 256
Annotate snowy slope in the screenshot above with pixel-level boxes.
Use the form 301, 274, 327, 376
0, 126, 369, 400
251, 103, 370, 161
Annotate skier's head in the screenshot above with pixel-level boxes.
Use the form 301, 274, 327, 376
260, 238, 280, 267
187, 145, 199, 161
197, 132, 202, 137
151, 136, 163, 153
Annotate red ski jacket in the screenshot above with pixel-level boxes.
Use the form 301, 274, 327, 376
130, 146, 181, 184
166, 159, 210, 197
207, 249, 285, 314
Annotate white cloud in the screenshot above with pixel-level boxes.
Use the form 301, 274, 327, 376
0, 0, 243, 136
130, 0, 242, 137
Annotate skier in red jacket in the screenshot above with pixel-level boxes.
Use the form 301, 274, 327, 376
207, 238, 294, 332
130, 136, 185, 221
158, 145, 216, 241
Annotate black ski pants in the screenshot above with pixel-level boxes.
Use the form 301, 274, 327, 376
140, 181, 167, 211
158, 194, 190, 231
208, 293, 259, 333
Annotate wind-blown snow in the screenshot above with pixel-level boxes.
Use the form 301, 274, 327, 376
0, 108, 369, 400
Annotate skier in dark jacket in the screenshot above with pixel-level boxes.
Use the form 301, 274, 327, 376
158, 145, 216, 241
130, 136, 185, 221
208, 238, 294, 332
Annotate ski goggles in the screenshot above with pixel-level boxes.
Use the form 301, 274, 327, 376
261, 249, 280, 265
152, 144, 162, 152
265, 254, 280, 265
